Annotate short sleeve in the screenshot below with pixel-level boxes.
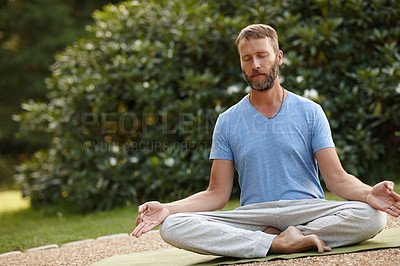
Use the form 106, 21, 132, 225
311, 105, 335, 153
209, 115, 234, 160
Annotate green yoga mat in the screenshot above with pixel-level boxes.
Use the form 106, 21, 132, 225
92, 227, 400, 266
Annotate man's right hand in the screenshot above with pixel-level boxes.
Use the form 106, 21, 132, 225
131, 201, 170, 238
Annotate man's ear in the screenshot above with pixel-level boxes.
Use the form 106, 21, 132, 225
277, 50, 283, 66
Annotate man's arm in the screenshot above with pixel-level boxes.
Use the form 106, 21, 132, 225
316, 147, 400, 217
132, 159, 235, 237
164, 159, 235, 213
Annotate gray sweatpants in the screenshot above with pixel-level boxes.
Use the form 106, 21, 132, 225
160, 199, 386, 258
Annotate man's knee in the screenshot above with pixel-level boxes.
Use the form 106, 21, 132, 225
354, 202, 386, 239
317, 202, 387, 247
159, 214, 179, 244
159, 213, 197, 245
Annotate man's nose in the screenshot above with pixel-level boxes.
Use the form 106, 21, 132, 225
252, 59, 261, 70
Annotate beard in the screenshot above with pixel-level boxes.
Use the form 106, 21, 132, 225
243, 60, 279, 92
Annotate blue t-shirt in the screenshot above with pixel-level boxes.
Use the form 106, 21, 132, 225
209, 91, 335, 206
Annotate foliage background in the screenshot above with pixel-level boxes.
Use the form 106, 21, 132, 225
14, 0, 400, 212
0, 0, 121, 188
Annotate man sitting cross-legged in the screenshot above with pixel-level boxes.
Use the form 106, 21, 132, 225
132, 24, 400, 258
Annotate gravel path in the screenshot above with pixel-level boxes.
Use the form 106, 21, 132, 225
1, 216, 399, 266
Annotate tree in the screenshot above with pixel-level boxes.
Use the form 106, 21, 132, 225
0, 0, 120, 155
0, 0, 121, 189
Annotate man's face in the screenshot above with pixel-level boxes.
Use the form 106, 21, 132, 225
238, 37, 282, 91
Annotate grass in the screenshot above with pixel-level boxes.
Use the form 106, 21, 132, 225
1, 187, 399, 253
0, 191, 137, 253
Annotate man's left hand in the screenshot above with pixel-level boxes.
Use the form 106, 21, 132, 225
367, 181, 400, 217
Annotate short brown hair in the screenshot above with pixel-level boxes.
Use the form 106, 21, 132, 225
235, 24, 280, 54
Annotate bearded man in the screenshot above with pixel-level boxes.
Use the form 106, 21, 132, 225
132, 24, 400, 258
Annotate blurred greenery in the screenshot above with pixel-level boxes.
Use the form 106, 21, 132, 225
0, 155, 16, 190
13, 0, 400, 212
0, 0, 121, 188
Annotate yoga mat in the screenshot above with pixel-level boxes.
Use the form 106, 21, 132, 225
92, 227, 400, 266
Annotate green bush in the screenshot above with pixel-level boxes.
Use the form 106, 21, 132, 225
16, 0, 400, 212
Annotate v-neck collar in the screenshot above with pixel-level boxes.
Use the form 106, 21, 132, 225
245, 91, 291, 120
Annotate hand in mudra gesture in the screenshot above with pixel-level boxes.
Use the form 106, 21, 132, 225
367, 181, 400, 217
131, 201, 170, 238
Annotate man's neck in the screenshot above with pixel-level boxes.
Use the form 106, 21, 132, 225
249, 80, 283, 106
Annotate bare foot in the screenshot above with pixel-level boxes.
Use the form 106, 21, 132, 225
269, 226, 332, 254
264, 226, 281, 235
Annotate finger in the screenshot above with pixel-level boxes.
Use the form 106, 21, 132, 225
132, 222, 146, 238
138, 203, 147, 214
140, 222, 157, 235
135, 223, 155, 238
131, 223, 142, 237
133, 222, 146, 237
386, 207, 399, 218
384, 181, 394, 192
135, 213, 143, 226
390, 191, 400, 202
391, 204, 400, 216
